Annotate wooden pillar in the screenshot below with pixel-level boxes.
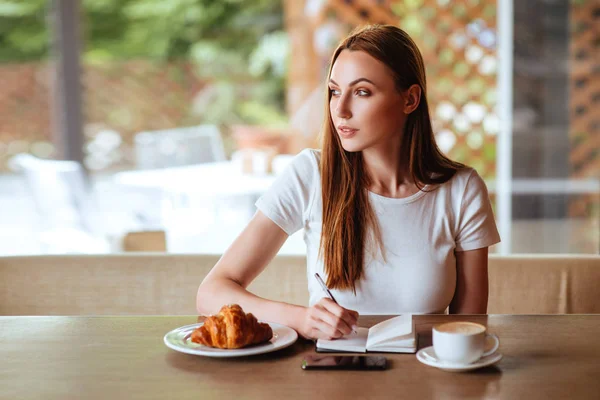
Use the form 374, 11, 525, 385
50, 0, 85, 169
283, 0, 321, 117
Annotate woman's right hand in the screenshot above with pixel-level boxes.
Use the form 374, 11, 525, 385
297, 298, 359, 340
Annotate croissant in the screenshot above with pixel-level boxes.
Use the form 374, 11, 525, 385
191, 304, 273, 349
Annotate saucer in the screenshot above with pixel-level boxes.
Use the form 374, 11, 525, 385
416, 346, 502, 372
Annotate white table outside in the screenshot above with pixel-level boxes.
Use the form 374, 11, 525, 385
113, 161, 277, 198
113, 161, 307, 255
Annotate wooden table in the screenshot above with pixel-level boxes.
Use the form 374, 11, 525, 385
1, 315, 599, 399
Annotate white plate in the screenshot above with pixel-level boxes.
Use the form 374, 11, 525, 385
163, 322, 298, 358
416, 346, 503, 372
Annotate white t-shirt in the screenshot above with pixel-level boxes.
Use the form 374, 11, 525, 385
255, 149, 501, 314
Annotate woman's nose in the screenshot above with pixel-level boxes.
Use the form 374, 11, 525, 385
335, 97, 352, 119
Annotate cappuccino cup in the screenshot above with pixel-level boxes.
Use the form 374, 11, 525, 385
432, 322, 499, 365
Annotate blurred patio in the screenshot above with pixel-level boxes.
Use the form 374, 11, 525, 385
0, 0, 598, 255
1, 170, 596, 255
0, 171, 307, 255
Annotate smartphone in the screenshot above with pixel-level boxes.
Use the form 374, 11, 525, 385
301, 355, 388, 371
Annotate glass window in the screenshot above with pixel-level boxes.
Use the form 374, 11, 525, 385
0, 0, 597, 255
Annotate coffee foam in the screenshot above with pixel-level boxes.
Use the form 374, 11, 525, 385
435, 322, 485, 335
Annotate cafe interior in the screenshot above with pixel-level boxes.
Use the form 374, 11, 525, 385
1, 0, 598, 398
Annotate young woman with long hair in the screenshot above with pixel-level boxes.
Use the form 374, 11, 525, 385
196, 25, 500, 340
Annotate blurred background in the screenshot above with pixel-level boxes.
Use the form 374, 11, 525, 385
0, 0, 597, 256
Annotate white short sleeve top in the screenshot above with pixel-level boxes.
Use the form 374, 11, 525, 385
255, 149, 501, 314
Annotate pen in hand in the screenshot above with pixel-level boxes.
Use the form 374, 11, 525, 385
314, 272, 358, 335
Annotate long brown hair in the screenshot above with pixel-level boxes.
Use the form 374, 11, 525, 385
320, 24, 464, 292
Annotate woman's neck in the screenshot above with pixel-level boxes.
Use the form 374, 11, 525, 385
361, 145, 420, 199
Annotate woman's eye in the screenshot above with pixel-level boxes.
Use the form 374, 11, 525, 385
330, 88, 341, 96
356, 89, 370, 96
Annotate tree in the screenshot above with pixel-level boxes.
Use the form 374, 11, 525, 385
0, 0, 48, 62
0, 0, 288, 125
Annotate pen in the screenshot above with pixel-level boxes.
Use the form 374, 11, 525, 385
314, 272, 338, 305
314, 272, 358, 334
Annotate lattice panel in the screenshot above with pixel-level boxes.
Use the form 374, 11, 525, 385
0, 63, 53, 169
0, 62, 203, 172
569, 0, 599, 180
568, 0, 599, 248
318, 0, 499, 180
81, 62, 204, 171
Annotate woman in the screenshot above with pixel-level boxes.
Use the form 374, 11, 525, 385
196, 25, 500, 340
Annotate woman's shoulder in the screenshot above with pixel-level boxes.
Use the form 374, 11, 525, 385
445, 167, 490, 197
433, 167, 485, 195
296, 148, 321, 164
270, 148, 322, 187
452, 166, 478, 183
285, 148, 321, 176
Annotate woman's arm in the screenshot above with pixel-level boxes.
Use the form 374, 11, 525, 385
449, 247, 489, 314
196, 211, 358, 339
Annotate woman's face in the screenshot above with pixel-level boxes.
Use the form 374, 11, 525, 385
328, 50, 408, 153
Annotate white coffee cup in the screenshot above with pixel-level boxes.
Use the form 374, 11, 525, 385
432, 322, 499, 365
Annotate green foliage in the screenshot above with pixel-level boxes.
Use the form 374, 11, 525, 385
0, 0, 48, 61
0, 0, 288, 126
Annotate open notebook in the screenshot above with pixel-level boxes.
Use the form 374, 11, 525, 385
316, 314, 416, 353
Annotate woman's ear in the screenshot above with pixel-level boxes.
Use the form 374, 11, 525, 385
403, 84, 422, 114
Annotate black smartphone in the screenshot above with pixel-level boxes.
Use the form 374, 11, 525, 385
301, 355, 388, 371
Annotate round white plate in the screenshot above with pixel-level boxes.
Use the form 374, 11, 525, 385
416, 346, 503, 372
163, 322, 298, 358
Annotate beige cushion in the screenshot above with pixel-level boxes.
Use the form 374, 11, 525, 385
0, 254, 598, 315
488, 255, 600, 314
122, 231, 167, 252
0, 254, 306, 315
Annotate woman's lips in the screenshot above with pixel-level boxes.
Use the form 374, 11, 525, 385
338, 126, 358, 138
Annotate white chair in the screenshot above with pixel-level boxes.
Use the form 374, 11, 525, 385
132, 125, 228, 233
8, 154, 111, 254
134, 124, 226, 169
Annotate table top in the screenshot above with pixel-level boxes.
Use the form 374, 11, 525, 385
2, 314, 599, 400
